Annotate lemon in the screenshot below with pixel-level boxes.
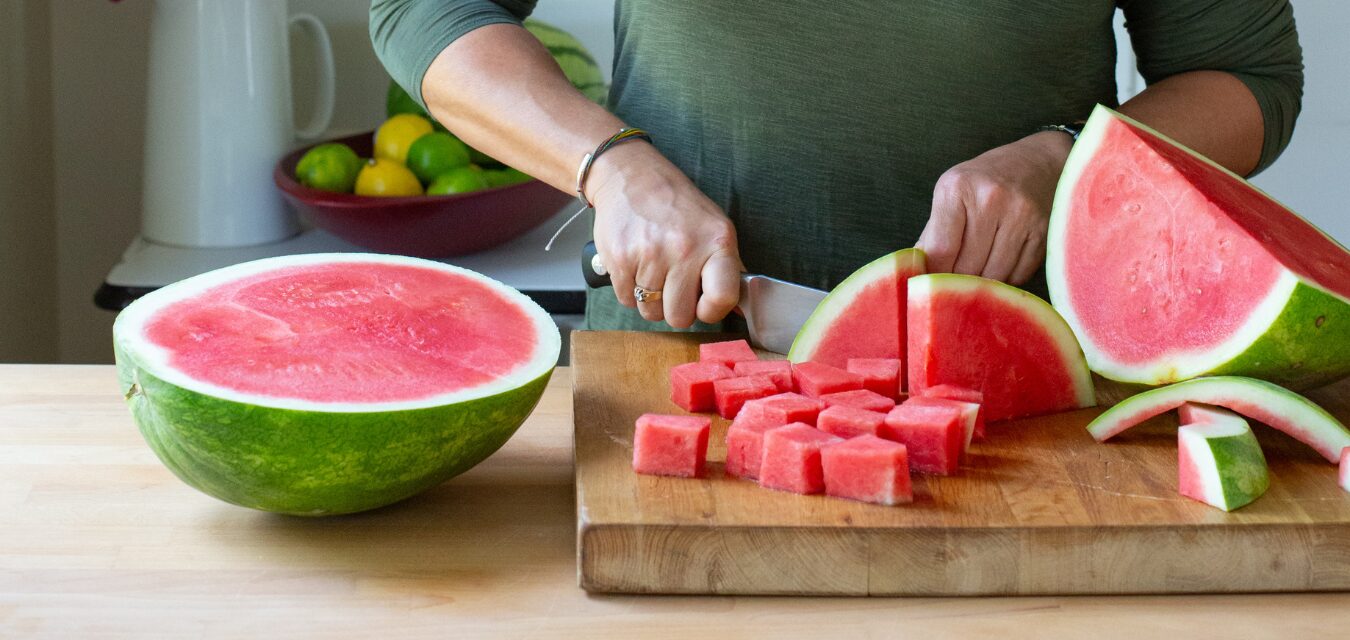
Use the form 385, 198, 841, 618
374, 114, 433, 163
405, 132, 471, 185
295, 143, 362, 193
426, 166, 490, 196
355, 158, 423, 197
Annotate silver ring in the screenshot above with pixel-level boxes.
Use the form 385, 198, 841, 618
634, 285, 662, 303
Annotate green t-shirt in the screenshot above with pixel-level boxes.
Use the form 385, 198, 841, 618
370, 0, 1302, 332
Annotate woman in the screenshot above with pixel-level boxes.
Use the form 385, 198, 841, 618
370, 0, 1302, 332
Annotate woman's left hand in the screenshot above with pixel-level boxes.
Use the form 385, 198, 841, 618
916, 131, 1074, 285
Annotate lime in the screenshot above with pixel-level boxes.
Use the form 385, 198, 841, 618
386, 80, 428, 119
295, 143, 362, 193
483, 167, 533, 188
468, 146, 501, 167
405, 132, 471, 185
355, 158, 423, 197
374, 114, 433, 163
427, 166, 490, 196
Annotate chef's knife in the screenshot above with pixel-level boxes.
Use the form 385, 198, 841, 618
581, 241, 827, 354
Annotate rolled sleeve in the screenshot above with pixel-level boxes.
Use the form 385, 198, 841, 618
1119, 0, 1304, 174
369, 0, 538, 110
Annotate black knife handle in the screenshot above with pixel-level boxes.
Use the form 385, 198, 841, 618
581, 241, 612, 289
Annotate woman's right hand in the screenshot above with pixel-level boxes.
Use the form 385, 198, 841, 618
586, 141, 743, 329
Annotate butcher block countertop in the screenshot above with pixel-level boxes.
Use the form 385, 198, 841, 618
1, 363, 1347, 639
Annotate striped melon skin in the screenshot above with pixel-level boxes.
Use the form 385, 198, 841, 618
1177, 410, 1269, 512
524, 19, 608, 105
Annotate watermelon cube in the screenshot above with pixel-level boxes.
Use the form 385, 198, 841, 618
669, 361, 735, 412
733, 359, 794, 392
713, 375, 778, 419
700, 339, 758, 368
920, 383, 986, 440
820, 389, 896, 413
822, 435, 913, 505
793, 361, 864, 398
725, 410, 779, 480
817, 404, 886, 439
881, 401, 964, 475
759, 423, 844, 494
632, 413, 711, 478
847, 358, 903, 398
741, 392, 825, 426
903, 396, 979, 450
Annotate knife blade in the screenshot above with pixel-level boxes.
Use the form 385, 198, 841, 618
581, 241, 827, 354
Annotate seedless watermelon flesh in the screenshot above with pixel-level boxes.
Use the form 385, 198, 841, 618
908, 274, 1095, 422
1340, 448, 1350, 493
113, 253, 560, 515
1087, 376, 1350, 463
789, 249, 926, 368
1048, 105, 1350, 388
1178, 414, 1269, 512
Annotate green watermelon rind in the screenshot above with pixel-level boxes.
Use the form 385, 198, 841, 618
1179, 417, 1269, 511
787, 248, 926, 364
524, 18, 608, 106
1047, 105, 1350, 389
1087, 375, 1350, 463
112, 253, 561, 515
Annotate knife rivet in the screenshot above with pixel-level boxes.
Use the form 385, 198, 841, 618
591, 253, 608, 277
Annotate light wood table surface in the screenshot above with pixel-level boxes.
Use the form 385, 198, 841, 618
1, 364, 1346, 638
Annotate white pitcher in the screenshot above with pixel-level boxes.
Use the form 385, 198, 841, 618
141, 0, 334, 248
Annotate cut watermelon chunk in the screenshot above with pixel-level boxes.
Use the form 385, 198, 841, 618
633, 413, 711, 478
817, 404, 886, 439
733, 360, 794, 393
822, 436, 913, 505
1178, 402, 1240, 426
789, 249, 926, 367
1340, 448, 1350, 493
881, 401, 964, 475
669, 361, 734, 412
820, 389, 896, 413
700, 339, 758, 368
920, 384, 986, 440
759, 423, 843, 494
793, 361, 864, 398
908, 273, 1095, 422
1047, 105, 1350, 389
1087, 376, 1350, 462
712, 375, 778, 419
1177, 412, 1269, 512
113, 253, 560, 515
741, 392, 824, 426
847, 358, 903, 398
903, 396, 979, 451
725, 410, 779, 480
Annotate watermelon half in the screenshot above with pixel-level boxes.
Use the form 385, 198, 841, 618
788, 248, 926, 368
1087, 376, 1350, 463
908, 274, 1096, 422
1047, 105, 1350, 389
113, 254, 560, 515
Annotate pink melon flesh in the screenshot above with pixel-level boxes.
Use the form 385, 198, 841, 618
669, 361, 734, 412
817, 405, 886, 439
920, 384, 986, 440
789, 249, 926, 368
700, 339, 758, 368
145, 262, 537, 403
848, 358, 903, 398
903, 395, 979, 451
741, 392, 825, 426
1340, 448, 1350, 493
820, 389, 896, 413
759, 423, 843, 494
725, 410, 779, 480
632, 414, 710, 478
882, 401, 964, 476
822, 435, 913, 505
733, 360, 794, 393
793, 362, 864, 398
712, 375, 777, 419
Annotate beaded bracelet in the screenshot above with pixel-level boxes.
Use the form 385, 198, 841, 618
574, 127, 652, 209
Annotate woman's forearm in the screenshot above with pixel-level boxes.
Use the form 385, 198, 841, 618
1118, 70, 1266, 177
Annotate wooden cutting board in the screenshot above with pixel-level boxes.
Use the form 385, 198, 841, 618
572, 330, 1350, 596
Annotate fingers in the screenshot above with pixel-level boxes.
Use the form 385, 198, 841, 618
980, 223, 1025, 283
1010, 228, 1046, 285
634, 261, 668, 323
663, 261, 701, 329
696, 248, 742, 325
917, 172, 966, 274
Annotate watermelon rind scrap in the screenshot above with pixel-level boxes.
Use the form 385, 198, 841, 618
113, 253, 560, 515
1087, 376, 1350, 463
1178, 415, 1269, 512
788, 248, 926, 364
1047, 105, 1350, 389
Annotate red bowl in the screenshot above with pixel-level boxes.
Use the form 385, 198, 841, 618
274, 132, 574, 258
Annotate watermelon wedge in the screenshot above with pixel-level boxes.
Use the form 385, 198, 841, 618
113, 254, 560, 515
1047, 105, 1350, 389
907, 274, 1095, 422
788, 249, 926, 367
1087, 376, 1350, 463
1178, 413, 1270, 512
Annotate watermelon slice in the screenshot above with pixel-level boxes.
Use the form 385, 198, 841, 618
633, 414, 711, 478
1047, 105, 1350, 389
733, 360, 794, 393
759, 423, 843, 494
669, 361, 734, 412
1340, 448, 1350, 493
112, 253, 560, 515
817, 404, 886, 439
1177, 412, 1269, 512
847, 358, 903, 398
788, 249, 926, 367
1087, 376, 1350, 463
820, 389, 896, 414
822, 435, 913, 505
908, 273, 1095, 422
920, 384, 986, 440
